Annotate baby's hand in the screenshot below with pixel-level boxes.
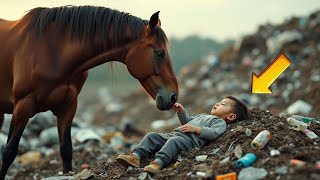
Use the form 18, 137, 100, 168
182, 124, 201, 134
172, 103, 185, 113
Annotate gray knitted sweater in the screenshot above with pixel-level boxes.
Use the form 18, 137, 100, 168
174, 110, 227, 148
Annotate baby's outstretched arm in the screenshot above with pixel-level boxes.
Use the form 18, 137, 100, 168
172, 103, 185, 113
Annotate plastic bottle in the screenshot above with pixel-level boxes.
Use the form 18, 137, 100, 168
290, 159, 305, 167
251, 130, 271, 150
292, 115, 314, 124
301, 128, 318, 140
286, 117, 308, 129
235, 153, 257, 168
315, 161, 320, 170
110, 132, 124, 151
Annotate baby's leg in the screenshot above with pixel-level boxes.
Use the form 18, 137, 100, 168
154, 135, 195, 167
133, 132, 169, 159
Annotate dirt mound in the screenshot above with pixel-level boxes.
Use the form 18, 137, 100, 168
82, 108, 320, 180
11, 108, 320, 180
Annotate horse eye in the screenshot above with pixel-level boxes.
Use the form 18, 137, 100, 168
154, 49, 165, 60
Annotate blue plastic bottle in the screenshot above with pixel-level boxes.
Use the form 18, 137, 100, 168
235, 153, 257, 168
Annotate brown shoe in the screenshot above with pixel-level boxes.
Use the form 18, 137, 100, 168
116, 154, 140, 168
144, 161, 161, 174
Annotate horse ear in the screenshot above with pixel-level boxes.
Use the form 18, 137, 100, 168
149, 11, 160, 30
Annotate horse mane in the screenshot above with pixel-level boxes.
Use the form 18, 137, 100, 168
23, 6, 168, 50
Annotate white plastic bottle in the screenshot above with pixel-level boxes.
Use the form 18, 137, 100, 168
287, 117, 308, 130
301, 128, 318, 140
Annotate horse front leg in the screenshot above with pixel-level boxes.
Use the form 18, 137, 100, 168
54, 73, 87, 173
54, 96, 78, 173
0, 96, 35, 180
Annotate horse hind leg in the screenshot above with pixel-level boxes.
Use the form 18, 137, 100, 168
0, 96, 35, 180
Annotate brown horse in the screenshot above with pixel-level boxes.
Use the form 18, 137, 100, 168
0, 6, 178, 179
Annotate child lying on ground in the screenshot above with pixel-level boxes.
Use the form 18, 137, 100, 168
116, 96, 250, 174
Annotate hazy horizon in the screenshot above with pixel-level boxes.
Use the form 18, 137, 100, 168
0, 0, 319, 41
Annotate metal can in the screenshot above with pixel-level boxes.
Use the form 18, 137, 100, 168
251, 130, 271, 150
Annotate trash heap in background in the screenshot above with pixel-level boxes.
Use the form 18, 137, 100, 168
1, 9, 319, 180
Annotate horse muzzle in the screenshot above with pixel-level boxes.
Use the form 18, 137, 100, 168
156, 89, 177, 111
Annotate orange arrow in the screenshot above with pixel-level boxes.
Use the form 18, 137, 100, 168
252, 53, 291, 94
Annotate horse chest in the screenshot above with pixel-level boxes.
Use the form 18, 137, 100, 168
0, 57, 13, 102
37, 84, 77, 111
0, 63, 13, 113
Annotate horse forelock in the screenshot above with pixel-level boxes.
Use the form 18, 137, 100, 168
23, 6, 158, 50
152, 26, 169, 46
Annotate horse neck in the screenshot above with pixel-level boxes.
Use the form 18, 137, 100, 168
72, 39, 133, 77
76, 27, 144, 71
70, 22, 145, 76
78, 45, 127, 72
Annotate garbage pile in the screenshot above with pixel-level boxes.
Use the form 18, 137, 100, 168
1, 9, 320, 180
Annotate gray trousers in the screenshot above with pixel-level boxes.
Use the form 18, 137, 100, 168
132, 132, 196, 167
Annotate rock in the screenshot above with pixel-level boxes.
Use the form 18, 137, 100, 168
193, 164, 213, 178
151, 117, 177, 130
28, 111, 56, 135
75, 129, 101, 144
196, 171, 206, 178
210, 148, 220, 155
270, 149, 281, 157
73, 169, 94, 180
238, 167, 268, 180
38, 127, 59, 147
220, 157, 230, 164
0, 133, 7, 161
19, 137, 30, 152
287, 100, 312, 114
193, 163, 209, 171
234, 145, 243, 159
105, 101, 123, 113
275, 166, 288, 175
138, 172, 148, 180
17, 151, 41, 165
2, 114, 12, 135
42, 176, 73, 180
127, 166, 133, 172
151, 120, 169, 129
245, 128, 252, 136
177, 155, 184, 162
173, 161, 180, 168
195, 155, 208, 161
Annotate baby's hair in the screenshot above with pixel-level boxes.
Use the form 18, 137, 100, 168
225, 96, 250, 122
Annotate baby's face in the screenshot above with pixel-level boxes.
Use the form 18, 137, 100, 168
211, 98, 235, 120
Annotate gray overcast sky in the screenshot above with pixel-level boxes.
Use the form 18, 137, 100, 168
0, 0, 319, 41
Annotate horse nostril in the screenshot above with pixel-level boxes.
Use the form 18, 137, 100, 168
170, 93, 177, 103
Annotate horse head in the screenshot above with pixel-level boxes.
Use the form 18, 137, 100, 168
125, 12, 178, 111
